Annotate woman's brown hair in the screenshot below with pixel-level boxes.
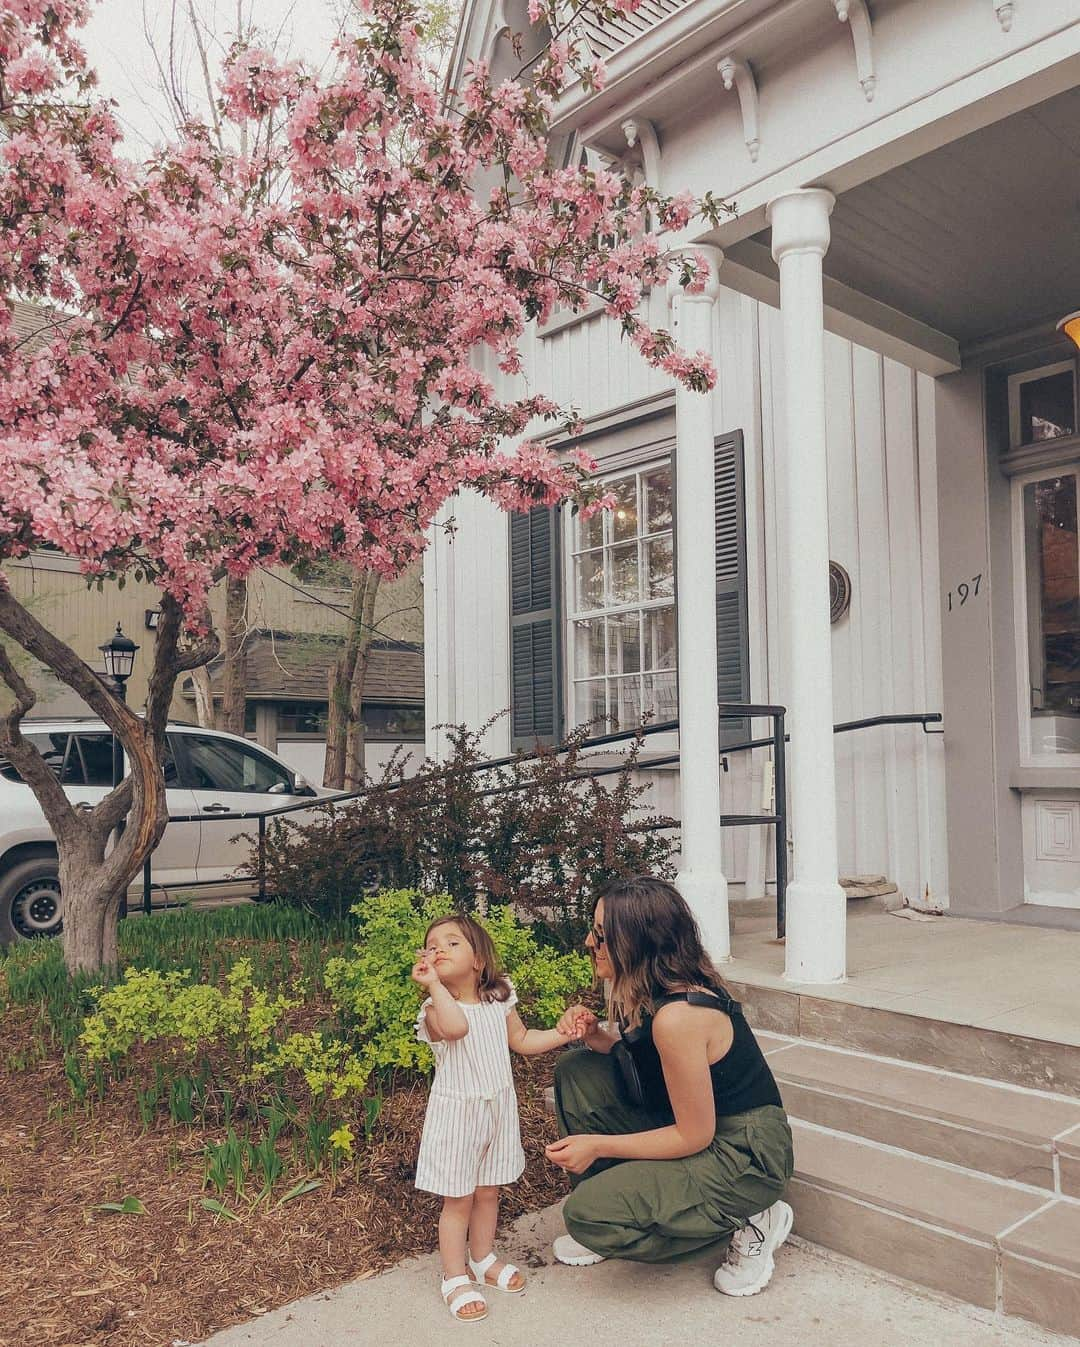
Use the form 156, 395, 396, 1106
599, 875, 726, 1028
423, 914, 512, 1003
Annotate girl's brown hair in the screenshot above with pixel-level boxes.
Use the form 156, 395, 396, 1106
599, 875, 726, 1028
423, 914, 512, 1003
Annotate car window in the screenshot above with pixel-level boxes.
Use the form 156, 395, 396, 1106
0, 731, 114, 785
69, 732, 116, 786
177, 734, 293, 794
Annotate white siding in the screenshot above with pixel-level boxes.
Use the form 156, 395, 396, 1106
423, 291, 948, 907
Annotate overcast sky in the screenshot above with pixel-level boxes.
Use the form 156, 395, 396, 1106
81, 0, 344, 152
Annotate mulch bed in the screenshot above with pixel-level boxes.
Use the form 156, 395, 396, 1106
0, 1007, 566, 1347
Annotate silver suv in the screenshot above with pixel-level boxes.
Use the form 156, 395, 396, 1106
0, 719, 331, 944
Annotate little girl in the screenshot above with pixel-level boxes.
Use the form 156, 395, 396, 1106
412, 913, 576, 1323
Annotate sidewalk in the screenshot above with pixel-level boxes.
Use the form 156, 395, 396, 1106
197, 1202, 1078, 1347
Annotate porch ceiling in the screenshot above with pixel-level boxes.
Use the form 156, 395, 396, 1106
743, 83, 1080, 354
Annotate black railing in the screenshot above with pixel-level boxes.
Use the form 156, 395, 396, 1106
135, 706, 941, 946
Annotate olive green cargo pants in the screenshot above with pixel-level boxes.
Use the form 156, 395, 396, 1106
554, 1046, 793, 1264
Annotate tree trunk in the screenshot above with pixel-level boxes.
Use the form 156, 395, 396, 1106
344, 572, 380, 787
220, 574, 248, 735
0, 587, 218, 974
189, 662, 218, 728
323, 568, 380, 789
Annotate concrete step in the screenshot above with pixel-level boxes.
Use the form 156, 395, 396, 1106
763, 1036, 1080, 1191
790, 1119, 1080, 1339
726, 975, 1080, 1098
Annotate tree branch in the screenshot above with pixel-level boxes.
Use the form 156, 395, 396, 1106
0, 638, 78, 832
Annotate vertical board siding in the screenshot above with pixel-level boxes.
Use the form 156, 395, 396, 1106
421, 293, 947, 903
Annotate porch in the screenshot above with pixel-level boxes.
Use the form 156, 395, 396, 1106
722, 908, 1080, 1336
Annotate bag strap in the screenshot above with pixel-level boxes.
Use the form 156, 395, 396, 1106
653, 987, 742, 1016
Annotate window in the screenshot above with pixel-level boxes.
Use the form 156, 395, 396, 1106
364, 703, 425, 741
1021, 471, 1080, 755
0, 731, 114, 786
277, 702, 329, 735
570, 463, 676, 730
176, 734, 293, 794
1009, 362, 1077, 449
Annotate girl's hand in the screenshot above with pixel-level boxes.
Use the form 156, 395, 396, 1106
412, 948, 442, 989
544, 1134, 600, 1175
557, 1004, 598, 1040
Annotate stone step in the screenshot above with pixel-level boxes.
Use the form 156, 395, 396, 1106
790, 1120, 1080, 1339
762, 1036, 1080, 1191
726, 976, 1080, 1098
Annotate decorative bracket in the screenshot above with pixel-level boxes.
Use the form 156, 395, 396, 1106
831, 0, 876, 102
717, 56, 760, 163
620, 117, 661, 192
993, 0, 1015, 31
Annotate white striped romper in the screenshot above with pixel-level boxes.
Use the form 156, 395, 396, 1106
414, 981, 526, 1198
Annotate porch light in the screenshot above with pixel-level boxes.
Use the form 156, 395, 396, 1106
1057, 311, 1080, 352
99, 622, 139, 687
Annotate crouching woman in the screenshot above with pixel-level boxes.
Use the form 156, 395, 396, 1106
545, 876, 794, 1296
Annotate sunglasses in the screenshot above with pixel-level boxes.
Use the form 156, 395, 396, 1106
588, 925, 606, 947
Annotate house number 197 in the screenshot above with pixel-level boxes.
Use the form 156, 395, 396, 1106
947, 574, 982, 612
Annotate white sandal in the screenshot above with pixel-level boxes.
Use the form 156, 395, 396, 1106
469, 1250, 526, 1294
441, 1274, 488, 1322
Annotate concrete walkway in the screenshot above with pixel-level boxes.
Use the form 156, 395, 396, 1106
198, 1203, 1078, 1347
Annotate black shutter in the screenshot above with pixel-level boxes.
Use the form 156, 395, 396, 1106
715, 433, 750, 748
509, 505, 562, 748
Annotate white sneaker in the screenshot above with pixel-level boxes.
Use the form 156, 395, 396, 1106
553, 1234, 606, 1266
713, 1199, 794, 1297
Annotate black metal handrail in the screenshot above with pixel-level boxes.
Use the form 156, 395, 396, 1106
134, 706, 940, 945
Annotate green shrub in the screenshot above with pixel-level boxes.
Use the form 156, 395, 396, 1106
325, 889, 594, 1075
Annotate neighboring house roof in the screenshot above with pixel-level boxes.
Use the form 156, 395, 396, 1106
7, 298, 73, 354
181, 632, 424, 705
578, 0, 692, 58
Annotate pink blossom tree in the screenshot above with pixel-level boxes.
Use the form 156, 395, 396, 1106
0, 0, 723, 972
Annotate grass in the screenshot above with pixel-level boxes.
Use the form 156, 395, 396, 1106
0, 902, 356, 1051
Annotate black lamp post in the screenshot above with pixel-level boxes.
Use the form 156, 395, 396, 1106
99, 623, 139, 918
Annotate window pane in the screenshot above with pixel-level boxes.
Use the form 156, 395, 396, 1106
608, 613, 641, 675
644, 671, 678, 722
578, 508, 604, 552
1020, 372, 1075, 446
645, 606, 676, 670
1024, 474, 1080, 754
610, 476, 638, 543
277, 701, 329, 735
574, 618, 606, 678
645, 468, 673, 532
610, 675, 642, 730
0, 732, 67, 783
645, 535, 674, 599
575, 550, 605, 610
182, 735, 292, 793
73, 733, 115, 787
364, 704, 425, 740
609, 543, 639, 605
576, 678, 607, 727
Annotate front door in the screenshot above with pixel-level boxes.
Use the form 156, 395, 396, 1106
1015, 467, 1080, 907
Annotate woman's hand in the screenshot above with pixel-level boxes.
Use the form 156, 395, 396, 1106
411, 948, 442, 990
556, 1004, 598, 1041
544, 1133, 601, 1174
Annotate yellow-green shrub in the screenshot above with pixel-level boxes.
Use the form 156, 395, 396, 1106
324, 889, 593, 1076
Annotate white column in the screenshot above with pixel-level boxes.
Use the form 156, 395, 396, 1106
766, 188, 847, 984
670, 245, 729, 962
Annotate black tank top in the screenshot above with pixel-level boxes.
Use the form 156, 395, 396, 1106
620, 985, 782, 1117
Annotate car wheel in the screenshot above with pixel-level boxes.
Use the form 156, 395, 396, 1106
0, 855, 63, 943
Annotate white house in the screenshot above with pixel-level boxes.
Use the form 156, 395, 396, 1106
425, 0, 1080, 985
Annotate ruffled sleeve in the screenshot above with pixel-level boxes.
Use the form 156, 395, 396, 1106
502, 979, 518, 1017
415, 997, 435, 1044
